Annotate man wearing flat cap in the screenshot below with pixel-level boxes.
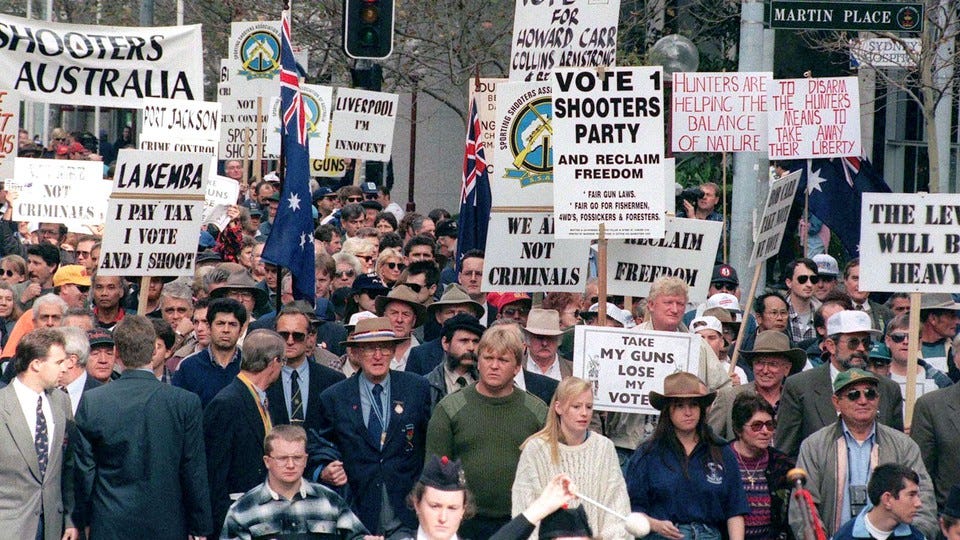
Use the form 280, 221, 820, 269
425, 314, 484, 410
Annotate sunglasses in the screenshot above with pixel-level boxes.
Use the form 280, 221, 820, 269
385, 262, 406, 271
841, 337, 873, 350
346, 197, 363, 203
746, 420, 777, 432
278, 331, 306, 343
712, 282, 737, 292
364, 194, 379, 200
404, 283, 424, 293
887, 333, 908, 344
842, 388, 879, 401
2, 269, 17, 277
336, 270, 356, 278
794, 275, 821, 285
502, 306, 530, 317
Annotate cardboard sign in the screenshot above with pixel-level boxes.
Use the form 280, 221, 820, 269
203, 174, 240, 228
859, 192, 960, 292
98, 149, 208, 277
9, 158, 110, 232
0, 88, 17, 181
672, 72, 771, 153
140, 136, 217, 155
227, 21, 282, 101
468, 78, 507, 166
605, 217, 723, 303
265, 84, 334, 160
748, 170, 802, 267
491, 81, 553, 208
311, 155, 348, 178
0, 14, 203, 107
572, 326, 696, 414
509, 0, 621, 82
552, 67, 665, 238
768, 76, 861, 159
328, 87, 398, 161
217, 86, 270, 161
481, 211, 591, 293
141, 98, 222, 143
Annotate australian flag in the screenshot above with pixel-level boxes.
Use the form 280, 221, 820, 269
790, 156, 891, 258
262, 8, 315, 302
455, 98, 492, 272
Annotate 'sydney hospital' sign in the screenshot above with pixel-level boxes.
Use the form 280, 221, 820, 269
0, 14, 203, 107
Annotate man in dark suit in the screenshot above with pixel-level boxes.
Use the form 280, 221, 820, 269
266, 306, 345, 434
58, 326, 101, 415
776, 310, 904, 458
911, 371, 960, 510
406, 284, 483, 375
74, 315, 212, 539
204, 328, 286, 538
317, 316, 432, 535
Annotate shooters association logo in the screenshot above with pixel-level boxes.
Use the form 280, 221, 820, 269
234, 23, 281, 80
502, 95, 553, 187
302, 92, 324, 138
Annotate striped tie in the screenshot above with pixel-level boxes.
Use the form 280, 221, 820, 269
35, 396, 48, 478
290, 370, 304, 422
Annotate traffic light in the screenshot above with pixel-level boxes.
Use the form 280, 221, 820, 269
343, 0, 394, 60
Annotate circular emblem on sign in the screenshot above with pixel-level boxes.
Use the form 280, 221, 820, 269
235, 25, 281, 80
896, 6, 921, 31
302, 93, 322, 136
508, 96, 553, 174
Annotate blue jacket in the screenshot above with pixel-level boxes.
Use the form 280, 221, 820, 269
832, 506, 924, 540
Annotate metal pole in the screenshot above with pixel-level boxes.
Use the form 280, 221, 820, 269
407, 84, 417, 212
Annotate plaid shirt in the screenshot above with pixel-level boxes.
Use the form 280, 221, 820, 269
221, 479, 369, 539
786, 296, 816, 343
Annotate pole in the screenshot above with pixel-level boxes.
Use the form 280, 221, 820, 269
137, 276, 150, 315
407, 83, 417, 212
597, 224, 607, 323
254, 96, 264, 182
721, 151, 728, 264
729, 264, 763, 375
904, 292, 921, 430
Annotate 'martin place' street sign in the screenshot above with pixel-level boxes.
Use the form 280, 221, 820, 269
768, 1, 923, 32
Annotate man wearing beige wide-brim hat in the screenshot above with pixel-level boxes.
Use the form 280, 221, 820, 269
918, 292, 960, 376
522, 308, 571, 381
407, 284, 484, 376
374, 285, 426, 372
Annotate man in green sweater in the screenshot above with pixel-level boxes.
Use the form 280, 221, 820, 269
426, 323, 548, 539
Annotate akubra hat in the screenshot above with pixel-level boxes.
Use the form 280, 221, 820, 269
341, 316, 409, 346
427, 283, 483, 319
739, 330, 807, 373
209, 272, 270, 314
522, 308, 564, 337
374, 284, 427, 328
649, 371, 716, 411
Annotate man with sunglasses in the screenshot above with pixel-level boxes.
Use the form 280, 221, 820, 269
885, 314, 951, 400
776, 310, 904, 459
313, 186, 339, 222
784, 257, 821, 344
792, 368, 936, 539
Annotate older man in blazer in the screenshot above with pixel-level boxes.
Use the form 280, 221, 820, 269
911, 366, 960, 510
0, 328, 77, 540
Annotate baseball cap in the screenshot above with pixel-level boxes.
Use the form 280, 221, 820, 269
826, 310, 883, 336
312, 187, 333, 203
436, 219, 459, 238
690, 315, 723, 335
832, 368, 879, 394
812, 254, 839, 277
53, 265, 90, 287
87, 328, 114, 348
486, 292, 531, 311
361, 181, 378, 195
711, 263, 739, 286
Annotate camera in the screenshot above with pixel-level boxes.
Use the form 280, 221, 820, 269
676, 186, 704, 213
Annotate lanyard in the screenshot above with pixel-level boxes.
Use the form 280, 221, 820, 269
238, 373, 272, 434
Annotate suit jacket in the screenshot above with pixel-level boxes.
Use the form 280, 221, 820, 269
404, 338, 443, 376
204, 377, 270, 539
266, 360, 346, 434
774, 364, 904, 457
317, 370, 431, 533
522, 369, 559, 406
0, 383, 74, 540
74, 369, 211, 539
911, 382, 960, 510
706, 381, 757, 441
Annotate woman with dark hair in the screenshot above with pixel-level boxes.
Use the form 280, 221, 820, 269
729, 393, 795, 540
375, 211, 398, 236
626, 372, 749, 540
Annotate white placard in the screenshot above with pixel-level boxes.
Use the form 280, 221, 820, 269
552, 67, 665, 238
111, 149, 208, 197
491, 81, 553, 208
140, 136, 217, 155
572, 326, 696, 414
328, 88, 398, 161
265, 84, 334, 160
9, 158, 110, 232
672, 72, 770, 153
203, 174, 240, 228
481, 211, 591, 293
509, 0, 621, 82
217, 85, 270, 161
227, 21, 282, 101
0, 14, 202, 107
468, 78, 507, 166
0, 88, 19, 181
859, 192, 960, 292
748, 170, 802, 267
605, 217, 723, 303
141, 98, 222, 143
850, 38, 920, 68
767, 77, 861, 159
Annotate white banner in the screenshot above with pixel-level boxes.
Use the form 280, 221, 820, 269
265, 84, 334, 160
767, 77, 861, 159
860, 192, 960, 292
481, 211, 590, 293
553, 67, 665, 238
9, 158, 110, 232
0, 88, 18, 181
141, 98, 221, 143
227, 21, 282, 101
0, 14, 202, 107
572, 326, 696, 414
491, 81, 553, 208
203, 174, 240, 228
328, 88, 398, 161
672, 72, 770, 153
509, 0, 620, 82
606, 217, 723, 303
748, 170, 802, 267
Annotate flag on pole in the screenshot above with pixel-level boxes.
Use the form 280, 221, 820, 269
455, 97, 492, 272
262, 7, 315, 302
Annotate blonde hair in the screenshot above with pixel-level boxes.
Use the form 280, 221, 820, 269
477, 324, 524, 365
376, 247, 403, 270
523, 377, 594, 464
648, 276, 689, 302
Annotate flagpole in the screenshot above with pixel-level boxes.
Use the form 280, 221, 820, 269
274, 0, 290, 314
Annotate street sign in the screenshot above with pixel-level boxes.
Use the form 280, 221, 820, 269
768, 1, 923, 32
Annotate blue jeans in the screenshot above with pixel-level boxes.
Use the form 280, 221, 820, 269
649, 522, 721, 540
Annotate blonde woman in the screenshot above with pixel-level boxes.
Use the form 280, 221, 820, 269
375, 247, 405, 287
341, 237, 377, 273
512, 376, 631, 539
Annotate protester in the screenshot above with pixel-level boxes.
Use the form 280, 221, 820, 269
831, 464, 926, 540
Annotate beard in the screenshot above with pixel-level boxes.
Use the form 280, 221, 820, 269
839, 352, 868, 370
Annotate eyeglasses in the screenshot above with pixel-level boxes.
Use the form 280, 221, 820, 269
2, 269, 16, 277
841, 337, 873, 350
357, 344, 395, 355
385, 262, 406, 271
346, 196, 363, 203
842, 388, 879, 401
266, 454, 307, 465
712, 282, 737, 292
888, 333, 908, 344
336, 270, 356, 278
76, 285, 90, 294
278, 331, 306, 343
794, 275, 821, 285
746, 420, 777, 432
357, 255, 374, 262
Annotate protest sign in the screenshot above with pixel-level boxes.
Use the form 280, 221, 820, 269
481, 211, 590, 293
227, 21, 282, 101
141, 98, 222, 143
606, 217, 723, 302
553, 67, 665, 238
265, 84, 334, 160
768, 76, 861, 159
491, 81, 553, 208
9, 158, 110, 232
218, 90, 269, 161
672, 72, 770, 153
203, 174, 240, 228
311, 155, 348, 177
859, 192, 960, 292
468, 78, 507, 164
98, 149, 208, 277
140, 136, 217, 155
748, 170, 801, 267
0, 88, 18, 181
509, 0, 620, 82
572, 326, 696, 414
328, 87, 398, 161
0, 14, 202, 107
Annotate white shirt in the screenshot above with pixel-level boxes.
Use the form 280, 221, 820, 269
513, 369, 527, 391
64, 371, 88, 415
12, 377, 54, 455
391, 335, 420, 371
417, 526, 458, 540
525, 354, 562, 381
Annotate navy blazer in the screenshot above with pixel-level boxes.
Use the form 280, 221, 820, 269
523, 369, 559, 406
266, 360, 345, 434
404, 339, 443, 376
317, 370, 431, 532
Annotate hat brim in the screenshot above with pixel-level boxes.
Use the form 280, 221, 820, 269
522, 326, 564, 337
649, 391, 717, 411
374, 296, 427, 328
210, 285, 271, 313
428, 299, 484, 320
340, 335, 409, 347
741, 347, 807, 374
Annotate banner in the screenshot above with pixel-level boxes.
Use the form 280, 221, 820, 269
748, 169, 802, 267
491, 81, 553, 208
509, 0, 620, 82
859, 192, 960, 292
572, 326, 696, 414
553, 66, 665, 238
606, 217, 723, 303
481, 211, 590, 293
0, 88, 18, 181
141, 98, 221, 143
767, 76, 861, 159
328, 88, 398, 161
265, 84, 334, 160
850, 38, 920, 68
0, 14, 202, 107
672, 72, 771, 153
9, 158, 110, 232
467, 77, 507, 165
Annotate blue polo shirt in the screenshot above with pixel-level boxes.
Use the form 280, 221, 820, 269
171, 347, 242, 407
626, 439, 750, 528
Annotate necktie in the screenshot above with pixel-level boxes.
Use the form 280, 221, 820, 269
456, 376, 467, 389
290, 370, 304, 423
368, 384, 384, 448
856, 303, 865, 311
35, 396, 48, 478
